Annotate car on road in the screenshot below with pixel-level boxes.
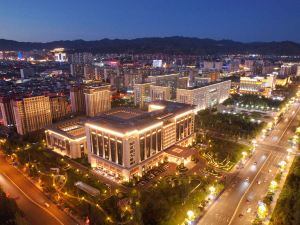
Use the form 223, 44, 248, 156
253, 162, 257, 165
44, 202, 50, 208
245, 177, 250, 183
257, 180, 261, 184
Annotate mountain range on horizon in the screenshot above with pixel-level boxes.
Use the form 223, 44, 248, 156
1, 36, 300, 55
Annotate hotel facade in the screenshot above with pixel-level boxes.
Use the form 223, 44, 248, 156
45, 118, 87, 159
85, 101, 195, 181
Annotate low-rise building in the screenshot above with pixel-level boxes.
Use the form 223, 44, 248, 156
45, 118, 87, 159
239, 75, 276, 97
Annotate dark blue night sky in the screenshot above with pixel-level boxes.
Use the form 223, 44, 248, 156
1, 0, 300, 42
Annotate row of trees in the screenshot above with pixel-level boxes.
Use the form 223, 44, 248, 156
270, 157, 300, 225
0, 187, 28, 225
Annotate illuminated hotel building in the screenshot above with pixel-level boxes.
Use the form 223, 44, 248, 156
85, 101, 195, 180
45, 118, 87, 159
176, 80, 231, 110
84, 85, 111, 117
239, 75, 276, 97
13, 96, 52, 135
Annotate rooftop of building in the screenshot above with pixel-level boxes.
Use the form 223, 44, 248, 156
70, 82, 110, 91
87, 101, 194, 133
178, 79, 230, 90
46, 117, 87, 140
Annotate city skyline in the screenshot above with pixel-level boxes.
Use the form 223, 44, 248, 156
1, 0, 300, 42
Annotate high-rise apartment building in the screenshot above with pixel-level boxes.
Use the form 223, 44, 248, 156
13, 96, 52, 135
70, 86, 86, 114
150, 85, 172, 101
0, 96, 15, 126
84, 85, 111, 117
133, 83, 151, 108
84, 64, 95, 80
50, 96, 70, 121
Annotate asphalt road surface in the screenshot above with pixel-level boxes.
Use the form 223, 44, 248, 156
0, 153, 77, 225
198, 102, 300, 225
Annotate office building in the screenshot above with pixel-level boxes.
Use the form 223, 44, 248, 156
176, 80, 231, 110
84, 85, 111, 117
150, 85, 172, 101
13, 96, 52, 135
0, 96, 15, 126
85, 101, 195, 181
134, 83, 151, 108
124, 73, 143, 89
45, 118, 87, 159
70, 63, 84, 77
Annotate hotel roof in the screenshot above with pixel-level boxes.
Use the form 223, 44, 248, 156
87, 101, 194, 133
46, 117, 87, 140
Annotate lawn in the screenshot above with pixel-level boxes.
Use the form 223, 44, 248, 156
206, 137, 250, 163
196, 109, 264, 139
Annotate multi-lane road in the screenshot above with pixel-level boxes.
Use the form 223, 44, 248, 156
0, 153, 77, 225
198, 101, 300, 225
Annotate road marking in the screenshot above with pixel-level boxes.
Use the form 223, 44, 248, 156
228, 152, 272, 225
1, 171, 65, 225
277, 104, 300, 143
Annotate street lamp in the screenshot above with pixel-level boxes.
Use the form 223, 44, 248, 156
187, 210, 195, 221
279, 160, 287, 171
209, 186, 216, 194
270, 180, 278, 192
258, 201, 268, 219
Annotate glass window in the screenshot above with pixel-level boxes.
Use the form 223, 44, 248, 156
98, 135, 103, 157
146, 134, 151, 158
92, 133, 98, 155
111, 139, 116, 163
103, 136, 109, 160
140, 137, 145, 161
157, 131, 162, 151
151, 132, 157, 155
117, 141, 123, 165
